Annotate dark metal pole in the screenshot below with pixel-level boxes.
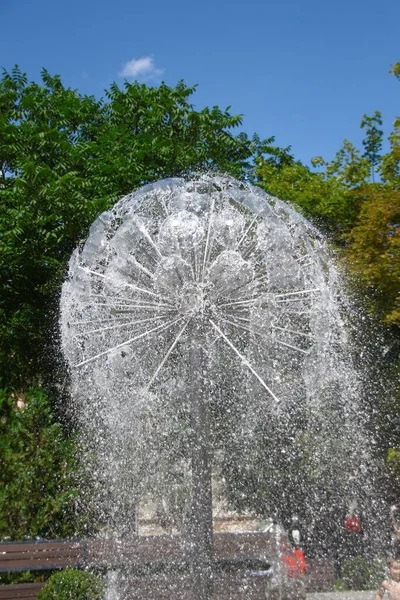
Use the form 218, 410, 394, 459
189, 336, 213, 600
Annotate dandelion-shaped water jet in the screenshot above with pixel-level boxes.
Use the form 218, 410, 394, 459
61, 175, 362, 600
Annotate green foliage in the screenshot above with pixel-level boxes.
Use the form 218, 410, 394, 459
0, 68, 107, 389
390, 62, 400, 80
1, 60, 399, 549
387, 446, 400, 487
0, 387, 81, 540
341, 556, 385, 591
37, 569, 104, 600
378, 65, 400, 186
256, 63, 400, 514
0, 570, 38, 585
345, 186, 400, 325
322, 139, 371, 188
361, 111, 383, 181
256, 68, 400, 326
256, 147, 359, 238
380, 125, 400, 187
0, 66, 267, 390
99, 80, 252, 185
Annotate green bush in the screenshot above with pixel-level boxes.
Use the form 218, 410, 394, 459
0, 387, 84, 540
0, 570, 36, 585
37, 568, 104, 600
341, 556, 385, 590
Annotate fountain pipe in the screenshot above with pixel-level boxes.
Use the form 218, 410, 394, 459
189, 336, 213, 600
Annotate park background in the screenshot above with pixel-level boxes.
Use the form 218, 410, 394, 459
0, 0, 399, 592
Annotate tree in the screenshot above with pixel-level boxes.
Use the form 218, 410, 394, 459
379, 66, 400, 187
379, 125, 400, 187
345, 186, 400, 325
361, 111, 383, 182
0, 67, 268, 391
0, 68, 106, 390
256, 75, 400, 325
256, 66, 400, 525
256, 145, 359, 239
314, 139, 371, 188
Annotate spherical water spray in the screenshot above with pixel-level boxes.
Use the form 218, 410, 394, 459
61, 175, 364, 599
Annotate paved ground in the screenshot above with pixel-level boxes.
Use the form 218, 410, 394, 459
308, 592, 375, 600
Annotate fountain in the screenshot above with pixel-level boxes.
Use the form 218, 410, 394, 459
60, 175, 367, 599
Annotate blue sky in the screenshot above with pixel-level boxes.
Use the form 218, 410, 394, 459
1, 0, 399, 165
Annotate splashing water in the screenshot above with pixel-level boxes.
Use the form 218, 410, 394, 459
60, 175, 370, 598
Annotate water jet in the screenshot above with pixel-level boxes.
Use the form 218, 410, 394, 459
61, 175, 366, 599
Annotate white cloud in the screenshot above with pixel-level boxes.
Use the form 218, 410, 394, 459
119, 56, 164, 79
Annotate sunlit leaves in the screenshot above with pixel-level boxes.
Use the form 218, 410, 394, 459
0, 67, 263, 389
390, 62, 400, 81
361, 111, 383, 182
345, 187, 400, 325
256, 152, 359, 237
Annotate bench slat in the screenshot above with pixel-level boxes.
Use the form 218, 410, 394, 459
0, 549, 82, 561
0, 533, 279, 571
0, 541, 84, 572
0, 557, 83, 571
0, 583, 44, 599
0, 541, 81, 553
85, 533, 276, 566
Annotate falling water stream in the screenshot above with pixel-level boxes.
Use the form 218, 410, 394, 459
61, 175, 370, 599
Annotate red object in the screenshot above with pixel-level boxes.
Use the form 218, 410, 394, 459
344, 516, 361, 531
294, 549, 306, 574
280, 537, 306, 577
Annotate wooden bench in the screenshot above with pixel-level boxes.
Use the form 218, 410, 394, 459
0, 539, 87, 600
0, 583, 45, 599
0, 539, 86, 573
0, 533, 304, 599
